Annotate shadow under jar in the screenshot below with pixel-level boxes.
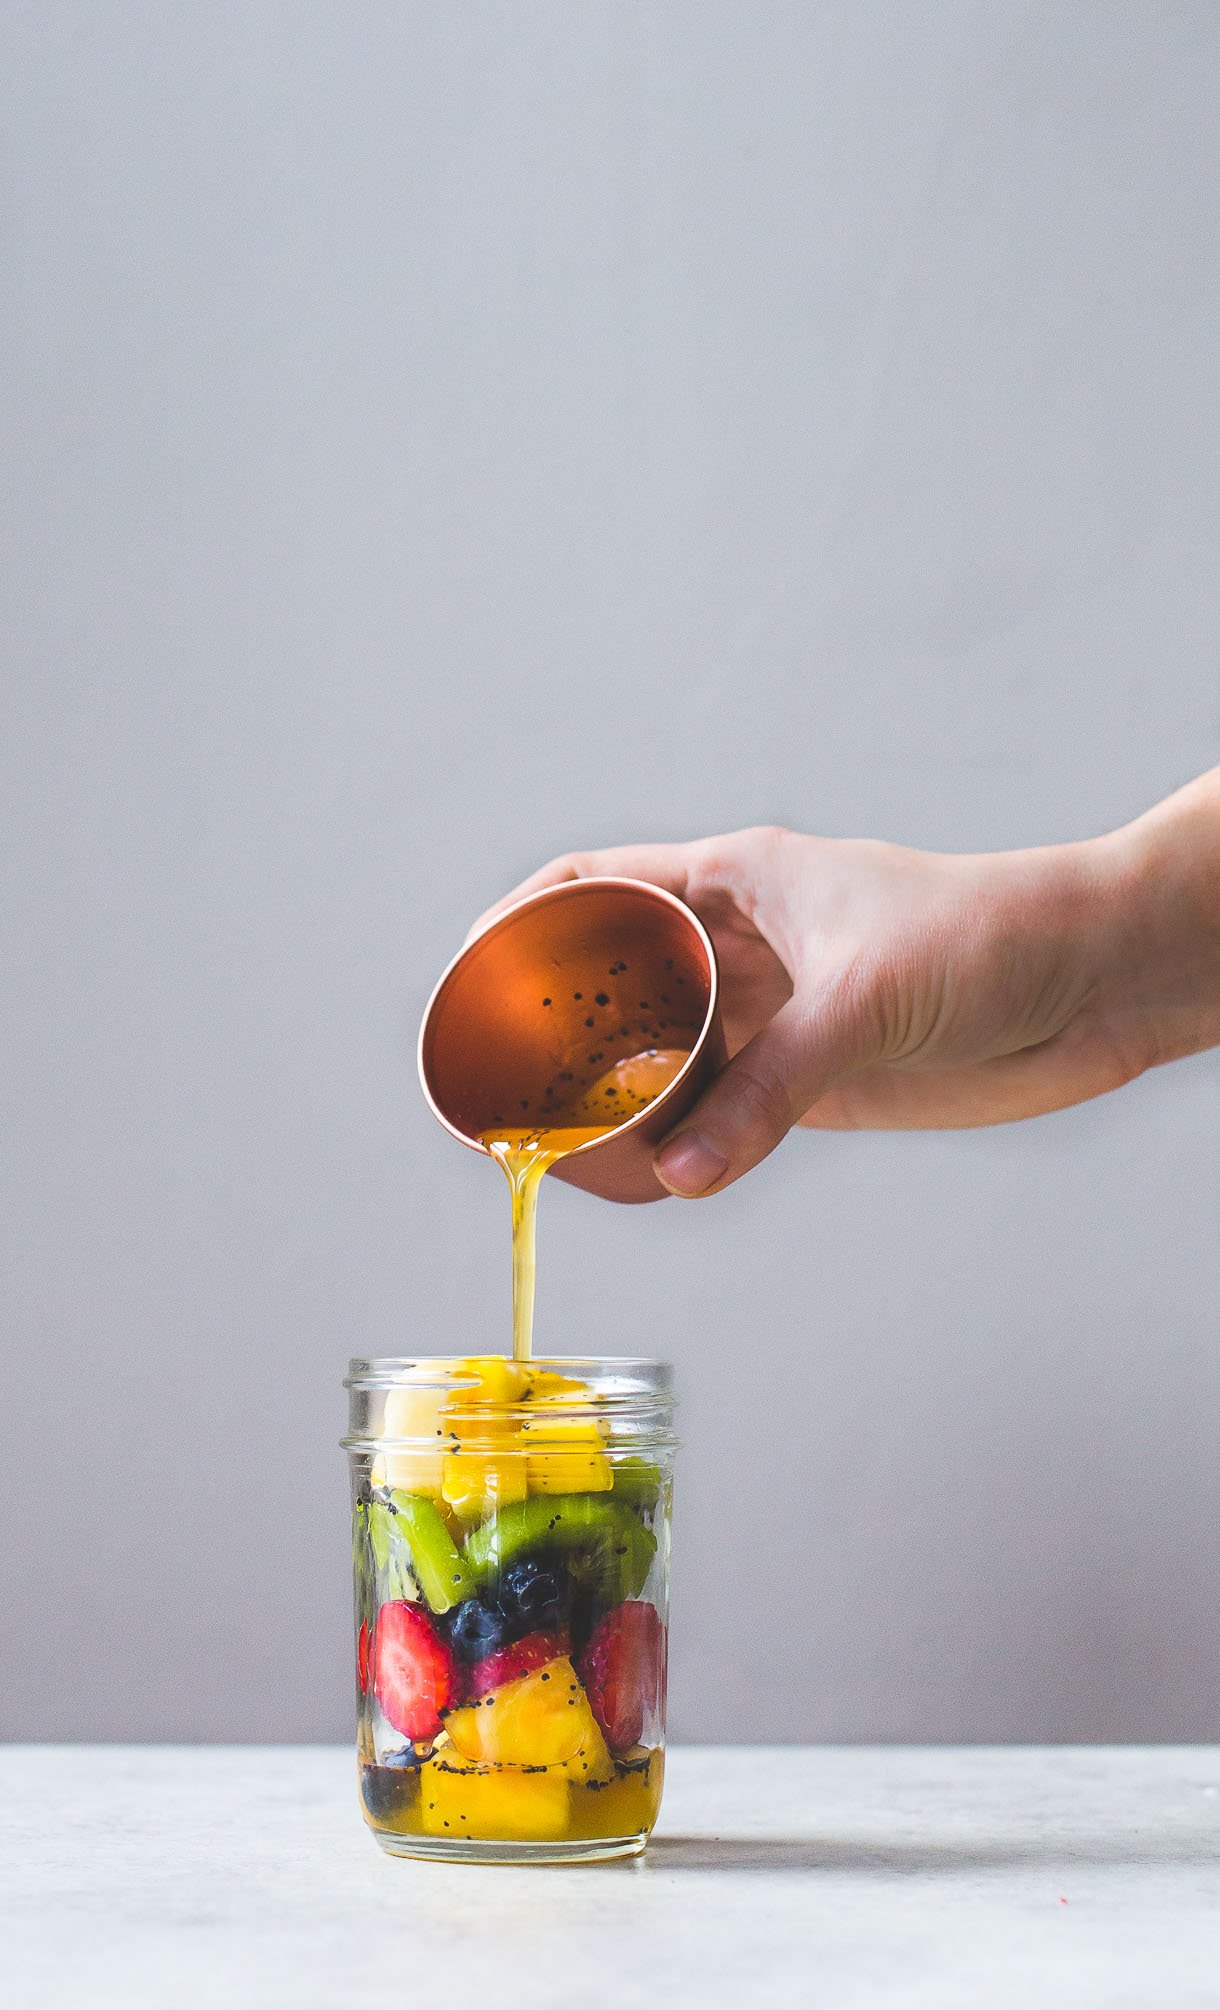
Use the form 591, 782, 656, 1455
342, 1356, 675, 1864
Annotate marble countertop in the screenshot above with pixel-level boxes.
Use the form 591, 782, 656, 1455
5, 1745, 1217, 2008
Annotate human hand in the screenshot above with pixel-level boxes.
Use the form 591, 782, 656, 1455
472, 773, 1220, 1196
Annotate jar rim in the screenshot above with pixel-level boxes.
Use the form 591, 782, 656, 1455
343, 1355, 676, 1454
345, 1354, 674, 1389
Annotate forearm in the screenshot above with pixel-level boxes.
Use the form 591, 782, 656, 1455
1094, 769, 1220, 1074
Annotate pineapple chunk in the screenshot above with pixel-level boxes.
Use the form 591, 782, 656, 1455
556, 1718, 617, 1787
444, 1658, 601, 1768
421, 1750, 569, 1842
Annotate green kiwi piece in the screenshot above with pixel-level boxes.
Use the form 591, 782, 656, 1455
387, 1490, 476, 1613
611, 1456, 663, 1510
362, 1500, 416, 1606
463, 1493, 656, 1604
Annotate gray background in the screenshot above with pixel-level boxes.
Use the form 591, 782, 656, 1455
3, 2, 1218, 1743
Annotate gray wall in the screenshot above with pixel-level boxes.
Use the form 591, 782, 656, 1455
3, 2, 1218, 1743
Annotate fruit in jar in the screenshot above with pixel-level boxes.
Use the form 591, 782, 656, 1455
386, 1491, 475, 1614
556, 1717, 616, 1787
497, 1557, 571, 1635
566, 1748, 665, 1841
440, 1358, 531, 1519
446, 1558, 573, 1667
372, 1378, 449, 1494
449, 1356, 534, 1406
357, 1618, 370, 1695
463, 1494, 656, 1605
441, 1433, 529, 1520
447, 1594, 513, 1663
465, 1629, 570, 1698
522, 1400, 612, 1494
442, 1655, 601, 1767
611, 1456, 663, 1509
359, 1748, 424, 1824
361, 1498, 420, 1605
421, 1749, 569, 1842
373, 1601, 455, 1740
578, 1602, 664, 1755
442, 1358, 615, 1516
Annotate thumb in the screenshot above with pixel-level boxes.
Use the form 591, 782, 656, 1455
652, 994, 855, 1198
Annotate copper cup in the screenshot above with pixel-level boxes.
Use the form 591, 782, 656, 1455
418, 878, 725, 1203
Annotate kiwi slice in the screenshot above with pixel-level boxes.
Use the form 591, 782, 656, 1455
388, 1490, 476, 1613
463, 1494, 656, 1605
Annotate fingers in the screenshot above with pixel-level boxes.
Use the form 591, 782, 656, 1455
465, 842, 698, 944
463, 826, 796, 944
653, 990, 866, 1197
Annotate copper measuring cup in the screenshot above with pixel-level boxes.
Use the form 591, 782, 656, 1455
418, 877, 726, 1203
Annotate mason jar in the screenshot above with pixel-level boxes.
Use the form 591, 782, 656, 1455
342, 1355, 676, 1864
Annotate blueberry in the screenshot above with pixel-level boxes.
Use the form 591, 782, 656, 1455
360, 1749, 422, 1820
447, 1594, 512, 1661
498, 1557, 571, 1633
567, 1584, 599, 1658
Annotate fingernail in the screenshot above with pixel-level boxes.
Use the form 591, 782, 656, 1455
654, 1130, 728, 1197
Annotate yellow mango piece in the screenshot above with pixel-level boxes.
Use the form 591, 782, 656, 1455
441, 1441, 529, 1517
441, 1359, 532, 1514
421, 1750, 569, 1842
525, 1369, 589, 1400
435, 1359, 611, 1507
444, 1658, 600, 1768
449, 1356, 533, 1405
566, 1749, 665, 1843
521, 1386, 611, 1494
372, 1381, 448, 1495
524, 1423, 613, 1494
441, 1454, 529, 1517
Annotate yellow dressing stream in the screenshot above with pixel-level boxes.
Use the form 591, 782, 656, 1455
481, 1046, 691, 1361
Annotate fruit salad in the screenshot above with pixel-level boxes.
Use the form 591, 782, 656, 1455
349, 1358, 670, 1860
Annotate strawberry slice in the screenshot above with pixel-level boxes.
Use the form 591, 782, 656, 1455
464, 1628, 570, 1701
373, 1601, 455, 1739
357, 1618, 371, 1696
578, 1602, 664, 1754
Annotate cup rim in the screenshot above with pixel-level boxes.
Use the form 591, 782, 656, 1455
416, 876, 720, 1159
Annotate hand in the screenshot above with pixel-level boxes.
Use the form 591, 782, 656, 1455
471, 772, 1220, 1196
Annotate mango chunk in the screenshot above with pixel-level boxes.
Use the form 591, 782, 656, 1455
449, 1356, 533, 1405
523, 1414, 613, 1494
441, 1440, 529, 1518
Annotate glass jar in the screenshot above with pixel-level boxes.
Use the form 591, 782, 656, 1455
342, 1355, 676, 1864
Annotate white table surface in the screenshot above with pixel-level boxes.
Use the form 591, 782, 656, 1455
4, 1745, 1218, 2009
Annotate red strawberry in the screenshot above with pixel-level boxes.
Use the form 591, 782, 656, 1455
578, 1602, 664, 1754
357, 1619, 370, 1696
464, 1628, 570, 1701
373, 1601, 455, 1739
